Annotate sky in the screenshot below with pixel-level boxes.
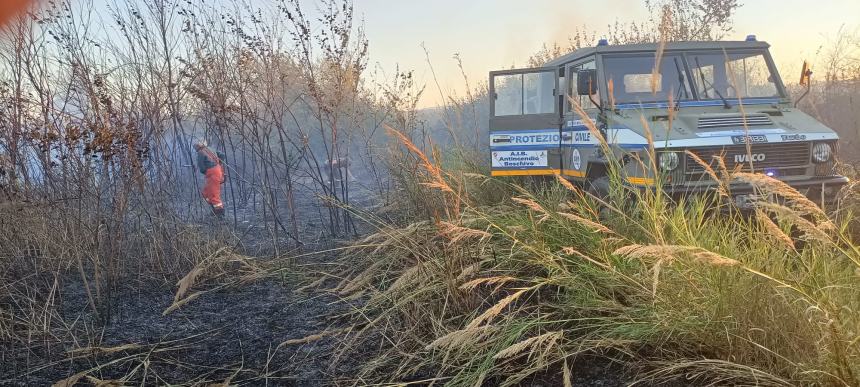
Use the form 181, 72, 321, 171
352, 0, 860, 108
79, 0, 860, 108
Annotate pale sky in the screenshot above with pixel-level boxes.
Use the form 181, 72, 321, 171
82, 0, 860, 108
353, 0, 860, 108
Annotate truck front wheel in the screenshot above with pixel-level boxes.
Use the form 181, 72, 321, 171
586, 176, 611, 200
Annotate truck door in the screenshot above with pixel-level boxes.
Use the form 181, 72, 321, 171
489, 68, 562, 176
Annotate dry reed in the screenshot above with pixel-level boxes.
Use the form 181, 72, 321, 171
465, 287, 531, 329
755, 210, 797, 251
614, 244, 739, 267
493, 331, 563, 360
685, 150, 728, 197
426, 325, 499, 350
558, 212, 614, 234
734, 172, 828, 220
754, 201, 832, 243
459, 276, 518, 292
438, 221, 492, 244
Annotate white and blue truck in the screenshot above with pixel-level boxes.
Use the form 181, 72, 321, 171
489, 37, 849, 204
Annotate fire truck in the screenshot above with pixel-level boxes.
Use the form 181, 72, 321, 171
489, 37, 848, 204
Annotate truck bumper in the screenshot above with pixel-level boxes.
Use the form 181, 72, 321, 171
661, 176, 849, 195
661, 175, 850, 206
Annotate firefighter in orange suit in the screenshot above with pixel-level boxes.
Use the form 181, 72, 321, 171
194, 142, 225, 217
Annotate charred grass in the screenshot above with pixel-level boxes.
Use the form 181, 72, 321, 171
0, 198, 358, 385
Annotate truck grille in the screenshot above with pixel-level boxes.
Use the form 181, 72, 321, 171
686, 142, 811, 173
697, 114, 773, 129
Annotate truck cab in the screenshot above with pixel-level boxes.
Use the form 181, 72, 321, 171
489, 38, 849, 203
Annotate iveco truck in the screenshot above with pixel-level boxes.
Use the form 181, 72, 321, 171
489, 37, 848, 204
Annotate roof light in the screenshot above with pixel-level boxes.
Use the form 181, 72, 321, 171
597, 39, 609, 46
746, 34, 757, 42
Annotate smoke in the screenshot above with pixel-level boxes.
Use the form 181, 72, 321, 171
0, 0, 33, 27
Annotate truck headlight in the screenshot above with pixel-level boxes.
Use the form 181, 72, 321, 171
812, 143, 832, 163
658, 152, 680, 171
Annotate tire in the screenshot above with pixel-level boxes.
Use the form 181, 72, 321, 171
586, 176, 611, 200
585, 176, 614, 221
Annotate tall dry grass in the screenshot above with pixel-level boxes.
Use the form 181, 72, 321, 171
0, 198, 238, 352
329, 106, 860, 386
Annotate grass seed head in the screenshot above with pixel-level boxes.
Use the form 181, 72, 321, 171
512, 197, 546, 214
456, 262, 482, 281
755, 201, 832, 243
686, 150, 728, 197
438, 221, 491, 244
615, 244, 739, 267
555, 175, 580, 194
733, 172, 827, 219
459, 276, 517, 292
558, 212, 614, 234
425, 325, 498, 350
756, 209, 797, 251
493, 331, 563, 360
465, 287, 529, 329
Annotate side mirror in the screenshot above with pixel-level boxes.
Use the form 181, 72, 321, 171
795, 61, 813, 108
577, 69, 599, 96
799, 61, 812, 86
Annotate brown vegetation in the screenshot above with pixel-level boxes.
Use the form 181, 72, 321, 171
1, 0, 859, 385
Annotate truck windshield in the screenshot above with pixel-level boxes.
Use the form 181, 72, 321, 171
687, 51, 782, 100
602, 53, 692, 104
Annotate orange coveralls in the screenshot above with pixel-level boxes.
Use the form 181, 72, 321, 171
198, 147, 224, 209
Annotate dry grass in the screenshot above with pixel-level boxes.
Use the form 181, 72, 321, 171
460, 276, 518, 292
756, 210, 797, 251
437, 221, 492, 244
613, 244, 739, 267
426, 325, 499, 351
326, 114, 860, 386
0, 200, 238, 339
465, 287, 532, 329
685, 150, 729, 197
493, 330, 562, 360
733, 172, 829, 220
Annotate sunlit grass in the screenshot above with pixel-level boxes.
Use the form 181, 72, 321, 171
335, 115, 860, 386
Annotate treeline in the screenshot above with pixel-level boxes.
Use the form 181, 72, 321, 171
0, 0, 427, 329
0, 0, 428, 243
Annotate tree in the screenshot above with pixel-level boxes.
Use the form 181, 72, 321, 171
528, 0, 741, 66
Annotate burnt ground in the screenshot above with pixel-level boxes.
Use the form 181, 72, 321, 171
0, 182, 370, 386
0, 182, 638, 386
2, 276, 356, 386
0, 222, 363, 386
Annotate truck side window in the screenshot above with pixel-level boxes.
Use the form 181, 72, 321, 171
493, 72, 555, 116
494, 74, 523, 116
523, 72, 555, 114
566, 60, 599, 112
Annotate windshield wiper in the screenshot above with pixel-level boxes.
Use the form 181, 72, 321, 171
694, 56, 731, 110
673, 57, 688, 110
